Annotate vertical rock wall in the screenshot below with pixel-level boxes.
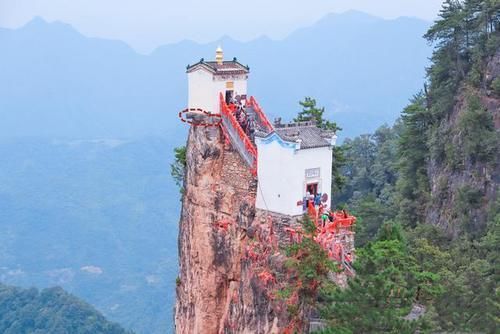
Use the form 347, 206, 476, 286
175, 126, 287, 334
425, 50, 500, 236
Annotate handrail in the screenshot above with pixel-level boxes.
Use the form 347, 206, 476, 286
247, 96, 274, 132
219, 93, 258, 175
307, 208, 356, 274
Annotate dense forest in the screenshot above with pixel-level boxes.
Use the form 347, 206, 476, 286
0, 284, 132, 334
314, 0, 500, 332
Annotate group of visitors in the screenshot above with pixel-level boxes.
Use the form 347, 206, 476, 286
300, 192, 355, 267
303, 192, 332, 227
228, 98, 256, 142
303, 191, 322, 209
302, 192, 353, 229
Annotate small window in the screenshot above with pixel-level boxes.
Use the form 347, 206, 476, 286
305, 168, 320, 178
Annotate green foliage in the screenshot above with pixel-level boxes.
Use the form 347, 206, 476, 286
294, 97, 347, 194
452, 185, 484, 236
423, 0, 500, 174
170, 145, 187, 192
312, 3, 500, 332
458, 95, 499, 164
287, 3, 500, 331
295, 97, 341, 132
425, 0, 500, 107
319, 222, 438, 333
407, 207, 500, 333
492, 76, 500, 94
332, 123, 400, 245
350, 196, 388, 246
331, 145, 347, 194
284, 216, 336, 304
0, 138, 179, 334
396, 94, 432, 227
275, 286, 293, 300
0, 284, 132, 334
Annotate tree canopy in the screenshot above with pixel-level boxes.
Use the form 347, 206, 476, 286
309, 1, 499, 332
0, 284, 133, 334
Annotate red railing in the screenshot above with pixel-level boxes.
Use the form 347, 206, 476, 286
307, 205, 356, 275
247, 96, 274, 132
219, 93, 258, 175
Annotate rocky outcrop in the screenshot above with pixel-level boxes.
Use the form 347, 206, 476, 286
174, 119, 356, 333
426, 50, 500, 237
175, 126, 291, 334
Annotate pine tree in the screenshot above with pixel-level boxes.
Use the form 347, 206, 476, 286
295, 97, 341, 132
170, 146, 187, 192
458, 94, 499, 164
318, 222, 437, 333
396, 94, 431, 227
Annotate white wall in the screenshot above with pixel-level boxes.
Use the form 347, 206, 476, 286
187, 69, 215, 112
256, 137, 333, 216
187, 69, 248, 114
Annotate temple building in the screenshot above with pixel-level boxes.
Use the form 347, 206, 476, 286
184, 47, 337, 217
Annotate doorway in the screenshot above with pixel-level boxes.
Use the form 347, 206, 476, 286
225, 90, 234, 104
306, 183, 318, 196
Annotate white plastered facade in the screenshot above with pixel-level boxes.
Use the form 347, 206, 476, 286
255, 134, 333, 216
187, 68, 248, 114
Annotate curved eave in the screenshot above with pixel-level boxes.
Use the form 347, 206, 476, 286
186, 62, 216, 74
255, 132, 298, 150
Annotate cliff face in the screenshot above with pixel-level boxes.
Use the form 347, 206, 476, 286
426, 50, 500, 237
175, 126, 290, 334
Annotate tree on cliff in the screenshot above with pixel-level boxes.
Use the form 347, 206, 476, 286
396, 94, 431, 228
279, 216, 338, 331
170, 145, 187, 192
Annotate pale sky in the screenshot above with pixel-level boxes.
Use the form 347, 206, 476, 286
0, 0, 444, 52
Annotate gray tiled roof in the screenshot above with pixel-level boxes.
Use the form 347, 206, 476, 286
256, 122, 334, 149
186, 59, 249, 75
275, 124, 333, 149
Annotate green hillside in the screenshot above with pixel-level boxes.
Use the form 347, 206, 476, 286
0, 284, 132, 334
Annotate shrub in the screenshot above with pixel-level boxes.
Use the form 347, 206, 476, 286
491, 77, 500, 95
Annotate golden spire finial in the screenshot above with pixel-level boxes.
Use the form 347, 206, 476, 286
215, 46, 223, 65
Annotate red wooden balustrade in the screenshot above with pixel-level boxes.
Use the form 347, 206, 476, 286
219, 93, 258, 175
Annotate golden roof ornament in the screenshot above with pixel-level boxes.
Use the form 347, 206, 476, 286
215, 46, 223, 65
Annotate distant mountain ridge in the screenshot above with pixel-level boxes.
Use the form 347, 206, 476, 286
0, 12, 431, 139
0, 137, 179, 334
0, 283, 132, 333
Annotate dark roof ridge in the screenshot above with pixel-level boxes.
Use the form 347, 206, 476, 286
186, 58, 249, 74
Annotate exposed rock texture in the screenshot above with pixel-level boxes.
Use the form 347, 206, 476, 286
426, 50, 500, 237
175, 123, 355, 333
175, 126, 289, 334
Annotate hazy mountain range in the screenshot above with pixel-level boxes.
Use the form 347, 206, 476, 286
0, 138, 179, 333
0, 11, 432, 333
1, 11, 431, 139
